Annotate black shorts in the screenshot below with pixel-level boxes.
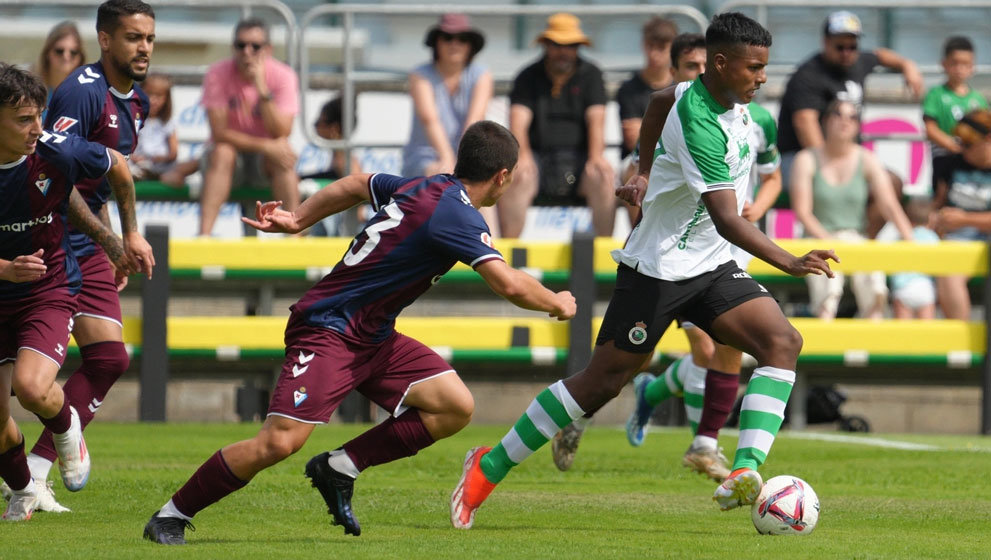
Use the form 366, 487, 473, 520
595, 261, 774, 353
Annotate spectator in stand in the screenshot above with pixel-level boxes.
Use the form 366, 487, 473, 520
35, 21, 86, 109
616, 17, 677, 162
403, 13, 496, 233
302, 97, 366, 237
790, 99, 914, 320
620, 33, 706, 187
129, 73, 177, 180
496, 13, 613, 238
876, 197, 938, 319
777, 11, 922, 197
198, 17, 300, 236
923, 36, 989, 191
931, 109, 991, 319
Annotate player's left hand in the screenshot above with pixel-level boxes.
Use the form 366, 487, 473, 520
789, 249, 840, 278
242, 200, 303, 233
123, 231, 155, 279
114, 269, 129, 292
616, 173, 648, 207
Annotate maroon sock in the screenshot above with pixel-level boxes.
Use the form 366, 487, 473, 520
35, 400, 71, 435
31, 341, 129, 462
341, 409, 435, 472
171, 450, 248, 518
697, 369, 740, 439
0, 438, 31, 491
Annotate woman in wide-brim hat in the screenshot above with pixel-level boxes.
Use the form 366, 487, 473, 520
402, 13, 494, 184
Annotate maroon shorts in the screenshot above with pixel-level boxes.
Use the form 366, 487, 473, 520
75, 250, 122, 326
268, 314, 456, 423
0, 295, 76, 368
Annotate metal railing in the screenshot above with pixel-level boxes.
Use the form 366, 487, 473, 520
296, 4, 710, 157
4, 0, 300, 70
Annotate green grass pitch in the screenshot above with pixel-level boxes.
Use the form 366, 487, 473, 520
3, 423, 990, 559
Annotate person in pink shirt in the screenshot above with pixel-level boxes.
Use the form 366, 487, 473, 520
198, 17, 300, 236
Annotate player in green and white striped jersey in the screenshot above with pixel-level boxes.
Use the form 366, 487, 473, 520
450, 13, 838, 530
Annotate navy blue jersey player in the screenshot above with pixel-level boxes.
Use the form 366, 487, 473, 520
0, 63, 145, 521
143, 121, 577, 544
20, 0, 156, 511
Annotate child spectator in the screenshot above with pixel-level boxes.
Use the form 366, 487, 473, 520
130, 73, 178, 180
877, 197, 938, 319
923, 36, 989, 188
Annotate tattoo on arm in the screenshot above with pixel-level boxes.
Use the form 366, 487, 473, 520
108, 151, 139, 234
68, 189, 126, 266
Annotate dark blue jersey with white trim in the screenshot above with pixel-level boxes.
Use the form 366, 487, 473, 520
294, 173, 503, 342
45, 62, 148, 257
0, 131, 112, 300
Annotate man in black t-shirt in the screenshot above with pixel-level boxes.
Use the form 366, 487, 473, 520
777, 11, 923, 191
497, 13, 613, 238
616, 17, 678, 160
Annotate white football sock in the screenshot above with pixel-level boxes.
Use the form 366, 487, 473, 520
327, 448, 360, 478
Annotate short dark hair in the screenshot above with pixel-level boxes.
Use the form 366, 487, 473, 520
944, 36, 975, 58
234, 17, 270, 44
316, 96, 357, 131
705, 12, 772, 53
454, 121, 519, 182
0, 63, 48, 110
642, 17, 678, 46
96, 0, 155, 35
670, 33, 706, 68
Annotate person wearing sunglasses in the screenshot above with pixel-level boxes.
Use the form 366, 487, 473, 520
776, 11, 922, 203
34, 21, 87, 119
198, 17, 300, 237
403, 14, 495, 233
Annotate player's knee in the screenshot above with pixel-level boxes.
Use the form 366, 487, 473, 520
81, 342, 130, 380
766, 327, 803, 361
259, 432, 300, 463
11, 379, 50, 412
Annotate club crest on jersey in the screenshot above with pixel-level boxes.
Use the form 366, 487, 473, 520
628, 321, 648, 345
480, 232, 493, 248
293, 387, 308, 407
108, 114, 119, 129
51, 116, 78, 132
35, 175, 52, 196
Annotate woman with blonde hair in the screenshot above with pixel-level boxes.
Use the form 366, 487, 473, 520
36, 21, 86, 103
791, 99, 914, 319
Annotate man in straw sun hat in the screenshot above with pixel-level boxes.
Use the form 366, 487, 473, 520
496, 13, 615, 239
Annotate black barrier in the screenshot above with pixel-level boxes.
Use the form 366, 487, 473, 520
139, 225, 169, 421
567, 231, 595, 375
984, 249, 991, 435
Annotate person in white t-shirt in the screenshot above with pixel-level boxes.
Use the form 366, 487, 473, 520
130, 73, 177, 180
450, 13, 839, 531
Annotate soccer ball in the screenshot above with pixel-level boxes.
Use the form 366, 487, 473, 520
751, 475, 819, 535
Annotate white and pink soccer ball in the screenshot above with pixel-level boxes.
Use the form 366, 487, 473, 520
751, 475, 820, 535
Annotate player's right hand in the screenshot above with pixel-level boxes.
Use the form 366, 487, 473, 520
242, 200, 303, 234
788, 249, 840, 278
1, 249, 47, 283
550, 290, 577, 321
616, 173, 648, 207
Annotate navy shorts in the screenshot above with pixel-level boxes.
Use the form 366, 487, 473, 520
595, 261, 773, 353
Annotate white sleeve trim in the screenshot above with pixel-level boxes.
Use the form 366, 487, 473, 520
368, 173, 382, 211
470, 253, 504, 268
704, 182, 734, 192
102, 148, 113, 175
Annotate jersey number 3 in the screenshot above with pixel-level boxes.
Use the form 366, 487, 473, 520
343, 201, 404, 266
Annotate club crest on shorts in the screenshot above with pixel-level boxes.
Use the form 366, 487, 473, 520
628, 321, 648, 345
293, 387, 308, 407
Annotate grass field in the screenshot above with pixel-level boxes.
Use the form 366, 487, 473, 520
3, 422, 991, 559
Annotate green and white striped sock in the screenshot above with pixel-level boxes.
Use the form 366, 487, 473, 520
644, 356, 687, 405
480, 380, 585, 483
681, 358, 706, 436
732, 366, 795, 471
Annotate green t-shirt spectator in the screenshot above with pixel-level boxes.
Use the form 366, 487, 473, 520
922, 84, 988, 135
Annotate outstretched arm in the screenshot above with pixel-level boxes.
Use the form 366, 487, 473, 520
475, 259, 576, 320
106, 149, 155, 278
243, 172, 374, 233
704, 188, 838, 278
